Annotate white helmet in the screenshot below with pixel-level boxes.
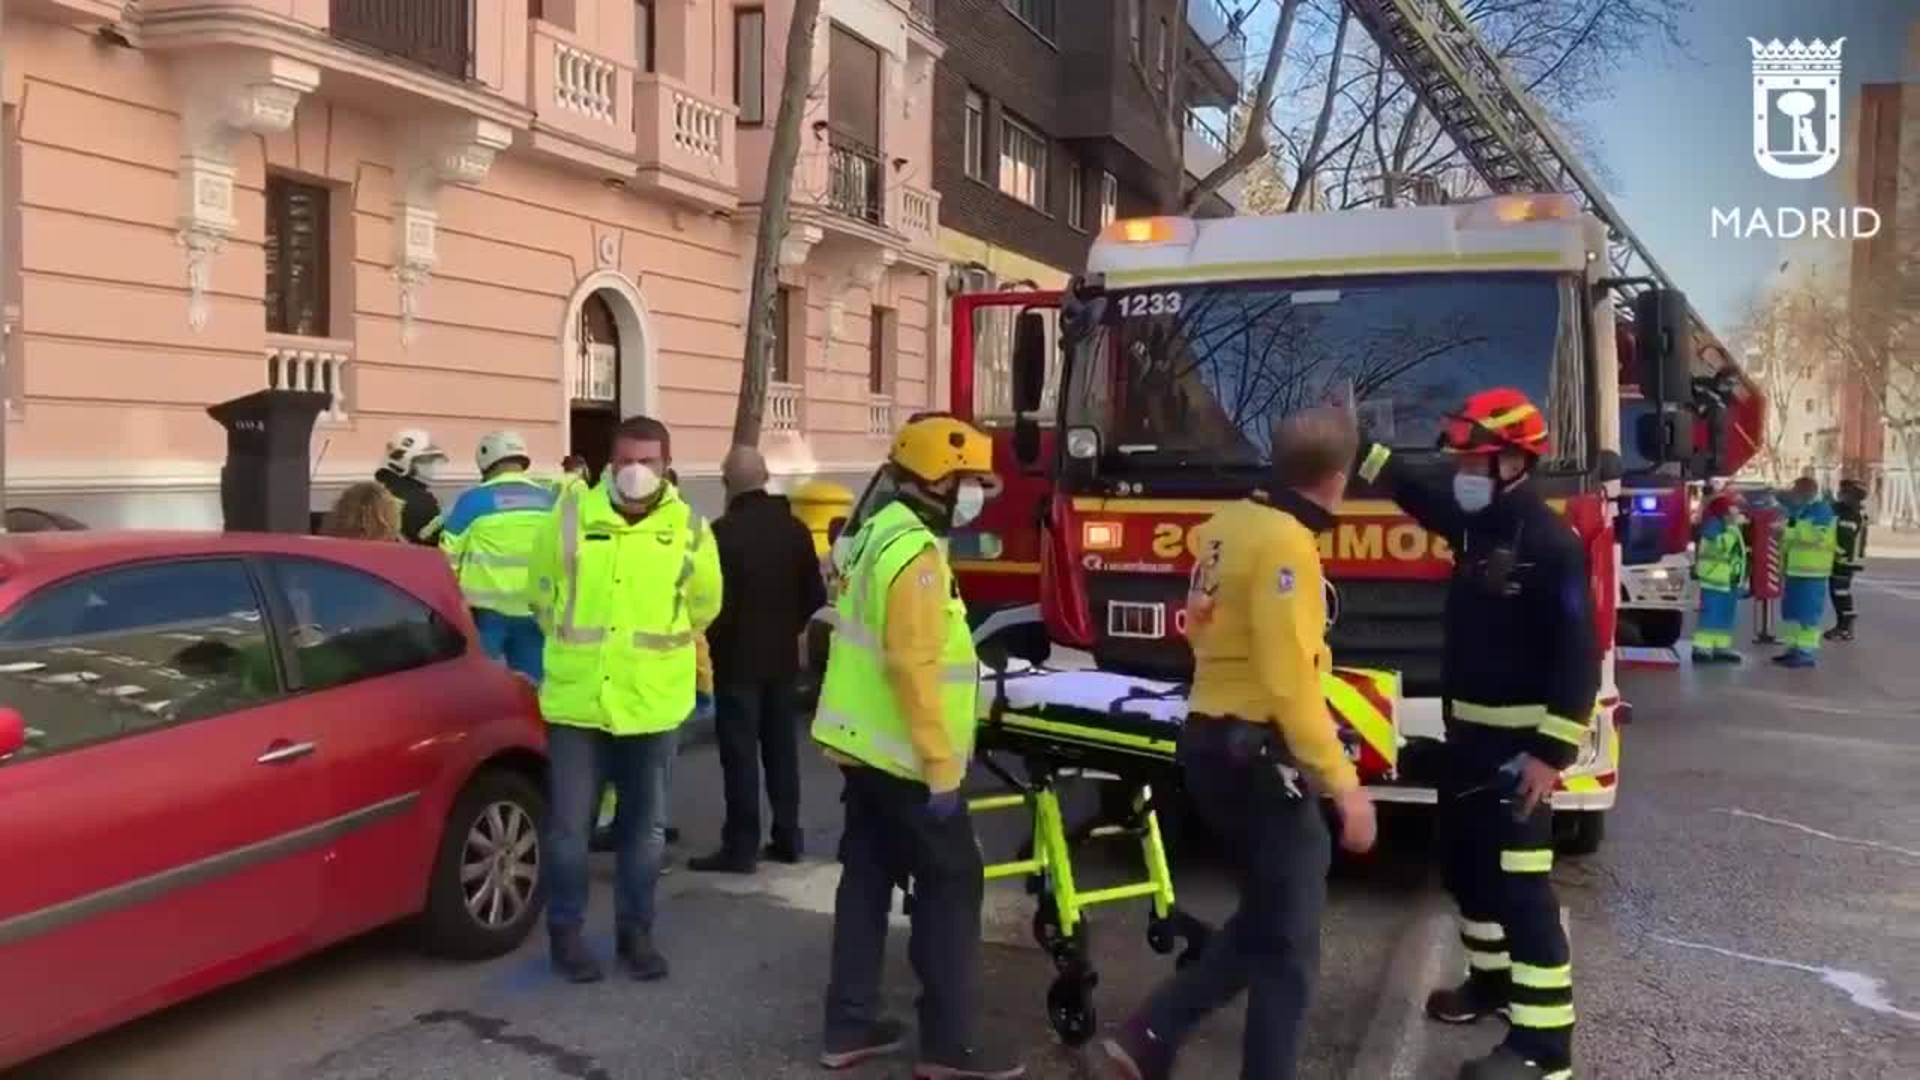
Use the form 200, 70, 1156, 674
476, 430, 531, 474
385, 428, 447, 476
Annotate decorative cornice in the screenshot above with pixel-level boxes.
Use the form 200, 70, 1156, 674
390, 117, 516, 344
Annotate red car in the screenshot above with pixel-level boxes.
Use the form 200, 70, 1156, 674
0, 532, 549, 1068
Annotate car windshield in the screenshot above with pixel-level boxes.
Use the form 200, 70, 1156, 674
1063, 272, 1583, 470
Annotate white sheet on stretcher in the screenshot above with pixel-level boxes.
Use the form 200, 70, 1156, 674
985, 663, 1191, 726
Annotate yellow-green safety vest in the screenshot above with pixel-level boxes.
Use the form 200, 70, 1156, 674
529, 482, 721, 736
439, 473, 558, 617
812, 500, 979, 783
1782, 511, 1838, 578
1694, 523, 1746, 591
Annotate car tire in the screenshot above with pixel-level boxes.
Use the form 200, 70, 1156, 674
1553, 810, 1606, 857
420, 769, 548, 961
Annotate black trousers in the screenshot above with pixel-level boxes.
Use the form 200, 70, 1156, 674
714, 678, 803, 855
1830, 570, 1857, 628
1134, 716, 1330, 1080
1438, 738, 1574, 1070
823, 765, 985, 1061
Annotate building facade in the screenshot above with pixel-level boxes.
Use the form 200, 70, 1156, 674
0, 0, 943, 528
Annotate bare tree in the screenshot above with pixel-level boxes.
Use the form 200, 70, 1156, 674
732, 0, 826, 447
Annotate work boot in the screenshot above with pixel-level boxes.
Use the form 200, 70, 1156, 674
615, 927, 670, 982
1714, 648, 1744, 664
764, 833, 805, 864
912, 1046, 1027, 1079
688, 848, 758, 874
548, 926, 604, 984
1458, 1044, 1567, 1079
819, 1018, 907, 1070
1780, 650, 1818, 669
1824, 625, 1854, 642
1094, 1019, 1172, 1080
1425, 979, 1509, 1025
1690, 647, 1717, 665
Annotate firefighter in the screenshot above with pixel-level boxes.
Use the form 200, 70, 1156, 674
375, 428, 450, 545
1774, 476, 1838, 668
813, 414, 1023, 1080
439, 431, 556, 681
1355, 388, 1598, 1080
1097, 407, 1377, 1080
1689, 492, 1748, 665
1825, 479, 1869, 641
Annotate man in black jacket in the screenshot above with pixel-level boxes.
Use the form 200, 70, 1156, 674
1825, 479, 1869, 641
689, 446, 828, 874
374, 427, 449, 545
1356, 388, 1599, 1080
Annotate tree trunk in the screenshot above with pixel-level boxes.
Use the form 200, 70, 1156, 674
1287, 5, 1348, 213
731, 0, 825, 447
1181, 0, 1304, 214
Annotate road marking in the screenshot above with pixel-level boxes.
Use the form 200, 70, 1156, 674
1652, 936, 1920, 1024
1713, 808, 1920, 861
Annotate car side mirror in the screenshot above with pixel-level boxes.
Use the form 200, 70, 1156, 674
0, 707, 27, 760
1633, 288, 1695, 409
1011, 312, 1047, 416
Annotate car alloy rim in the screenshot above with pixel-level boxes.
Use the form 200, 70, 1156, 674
462, 800, 539, 929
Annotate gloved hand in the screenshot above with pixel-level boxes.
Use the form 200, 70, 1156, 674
694, 692, 715, 724
923, 788, 963, 821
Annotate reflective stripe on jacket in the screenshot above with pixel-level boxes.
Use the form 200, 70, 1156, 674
811, 500, 978, 790
1782, 500, 1838, 578
440, 473, 558, 616
1694, 518, 1747, 592
527, 482, 722, 735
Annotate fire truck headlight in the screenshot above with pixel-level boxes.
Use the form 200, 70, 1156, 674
1065, 426, 1100, 460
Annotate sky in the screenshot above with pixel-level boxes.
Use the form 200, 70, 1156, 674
1240, 0, 1915, 335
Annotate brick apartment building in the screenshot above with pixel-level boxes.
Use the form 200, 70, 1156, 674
928, 0, 1245, 294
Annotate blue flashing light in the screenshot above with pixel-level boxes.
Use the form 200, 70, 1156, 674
1634, 495, 1660, 513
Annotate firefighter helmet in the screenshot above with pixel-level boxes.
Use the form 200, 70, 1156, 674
385, 428, 447, 474
476, 430, 531, 473
1439, 388, 1549, 457
888, 413, 997, 488
1704, 491, 1742, 519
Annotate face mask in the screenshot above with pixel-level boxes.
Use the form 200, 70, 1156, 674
413, 458, 443, 483
614, 463, 662, 504
1452, 473, 1495, 514
952, 479, 988, 527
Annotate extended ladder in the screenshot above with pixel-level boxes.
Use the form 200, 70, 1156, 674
1344, 0, 1676, 298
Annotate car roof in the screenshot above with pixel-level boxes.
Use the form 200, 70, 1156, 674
0, 531, 462, 612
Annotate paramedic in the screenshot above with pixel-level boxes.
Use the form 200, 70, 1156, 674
1825, 479, 1868, 642
527, 415, 721, 984
1099, 406, 1378, 1080
375, 428, 450, 545
813, 414, 1023, 1080
439, 431, 556, 681
1688, 492, 1748, 664
1774, 475, 1837, 668
1356, 388, 1598, 1080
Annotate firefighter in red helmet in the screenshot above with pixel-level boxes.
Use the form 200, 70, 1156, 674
1355, 387, 1598, 1080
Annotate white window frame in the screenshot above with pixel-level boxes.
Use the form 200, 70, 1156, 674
963, 89, 986, 180
998, 114, 1047, 208
1098, 171, 1118, 227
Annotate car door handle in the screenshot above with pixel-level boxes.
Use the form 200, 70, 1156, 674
256, 741, 316, 765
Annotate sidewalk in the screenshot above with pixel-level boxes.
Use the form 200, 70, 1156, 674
1868, 529, 1920, 559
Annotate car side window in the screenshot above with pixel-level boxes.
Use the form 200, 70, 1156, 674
0, 559, 279, 764
268, 558, 464, 693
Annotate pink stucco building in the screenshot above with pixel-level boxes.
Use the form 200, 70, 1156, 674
0, 0, 947, 526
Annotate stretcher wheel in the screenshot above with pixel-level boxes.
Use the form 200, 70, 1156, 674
1046, 975, 1098, 1046
1146, 921, 1177, 955
1032, 900, 1066, 953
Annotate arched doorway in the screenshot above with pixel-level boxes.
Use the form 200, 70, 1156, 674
560, 273, 656, 483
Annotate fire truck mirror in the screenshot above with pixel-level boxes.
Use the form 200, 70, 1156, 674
1633, 410, 1692, 466
1631, 288, 1696, 409
1596, 449, 1624, 483
1013, 416, 1041, 466
1011, 311, 1048, 415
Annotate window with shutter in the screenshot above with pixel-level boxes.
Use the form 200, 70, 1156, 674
264, 176, 332, 338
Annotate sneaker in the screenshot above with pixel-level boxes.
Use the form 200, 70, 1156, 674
1780, 650, 1817, 669
548, 927, 604, 984
1094, 1021, 1171, 1080
1458, 1044, 1568, 1079
1770, 651, 1798, 666
820, 1018, 907, 1070
615, 928, 669, 982
688, 848, 758, 874
1824, 626, 1854, 642
1425, 981, 1509, 1025
913, 1047, 1027, 1079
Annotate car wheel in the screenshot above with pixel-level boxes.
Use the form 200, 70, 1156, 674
420, 769, 547, 960
1553, 810, 1606, 857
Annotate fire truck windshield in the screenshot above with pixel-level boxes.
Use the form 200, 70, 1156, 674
1063, 272, 1578, 469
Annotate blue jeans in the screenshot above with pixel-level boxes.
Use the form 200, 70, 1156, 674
474, 609, 544, 682
546, 724, 674, 933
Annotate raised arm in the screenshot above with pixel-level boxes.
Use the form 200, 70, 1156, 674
1356, 444, 1467, 546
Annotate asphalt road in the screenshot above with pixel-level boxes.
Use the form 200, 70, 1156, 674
20, 562, 1917, 1079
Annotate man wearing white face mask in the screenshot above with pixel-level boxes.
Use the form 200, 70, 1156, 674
375, 427, 449, 545
525, 414, 722, 985
813, 414, 1023, 1079
1354, 387, 1598, 1080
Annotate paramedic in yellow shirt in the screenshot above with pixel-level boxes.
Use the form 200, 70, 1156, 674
1099, 406, 1377, 1080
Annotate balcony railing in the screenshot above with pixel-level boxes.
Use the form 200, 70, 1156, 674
898, 186, 937, 245
330, 0, 473, 81
867, 396, 894, 437
634, 74, 736, 204
826, 135, 884, 226
265, 335, 352, 422
553, 41, 617, 124
766, 382, 802, 433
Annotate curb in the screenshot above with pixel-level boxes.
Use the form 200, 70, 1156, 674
1345, 888, 1452, 1080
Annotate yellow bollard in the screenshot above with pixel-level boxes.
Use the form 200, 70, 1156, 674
789, 479, 855, 558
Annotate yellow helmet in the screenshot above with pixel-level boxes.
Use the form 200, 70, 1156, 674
889, 413, 995, 487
